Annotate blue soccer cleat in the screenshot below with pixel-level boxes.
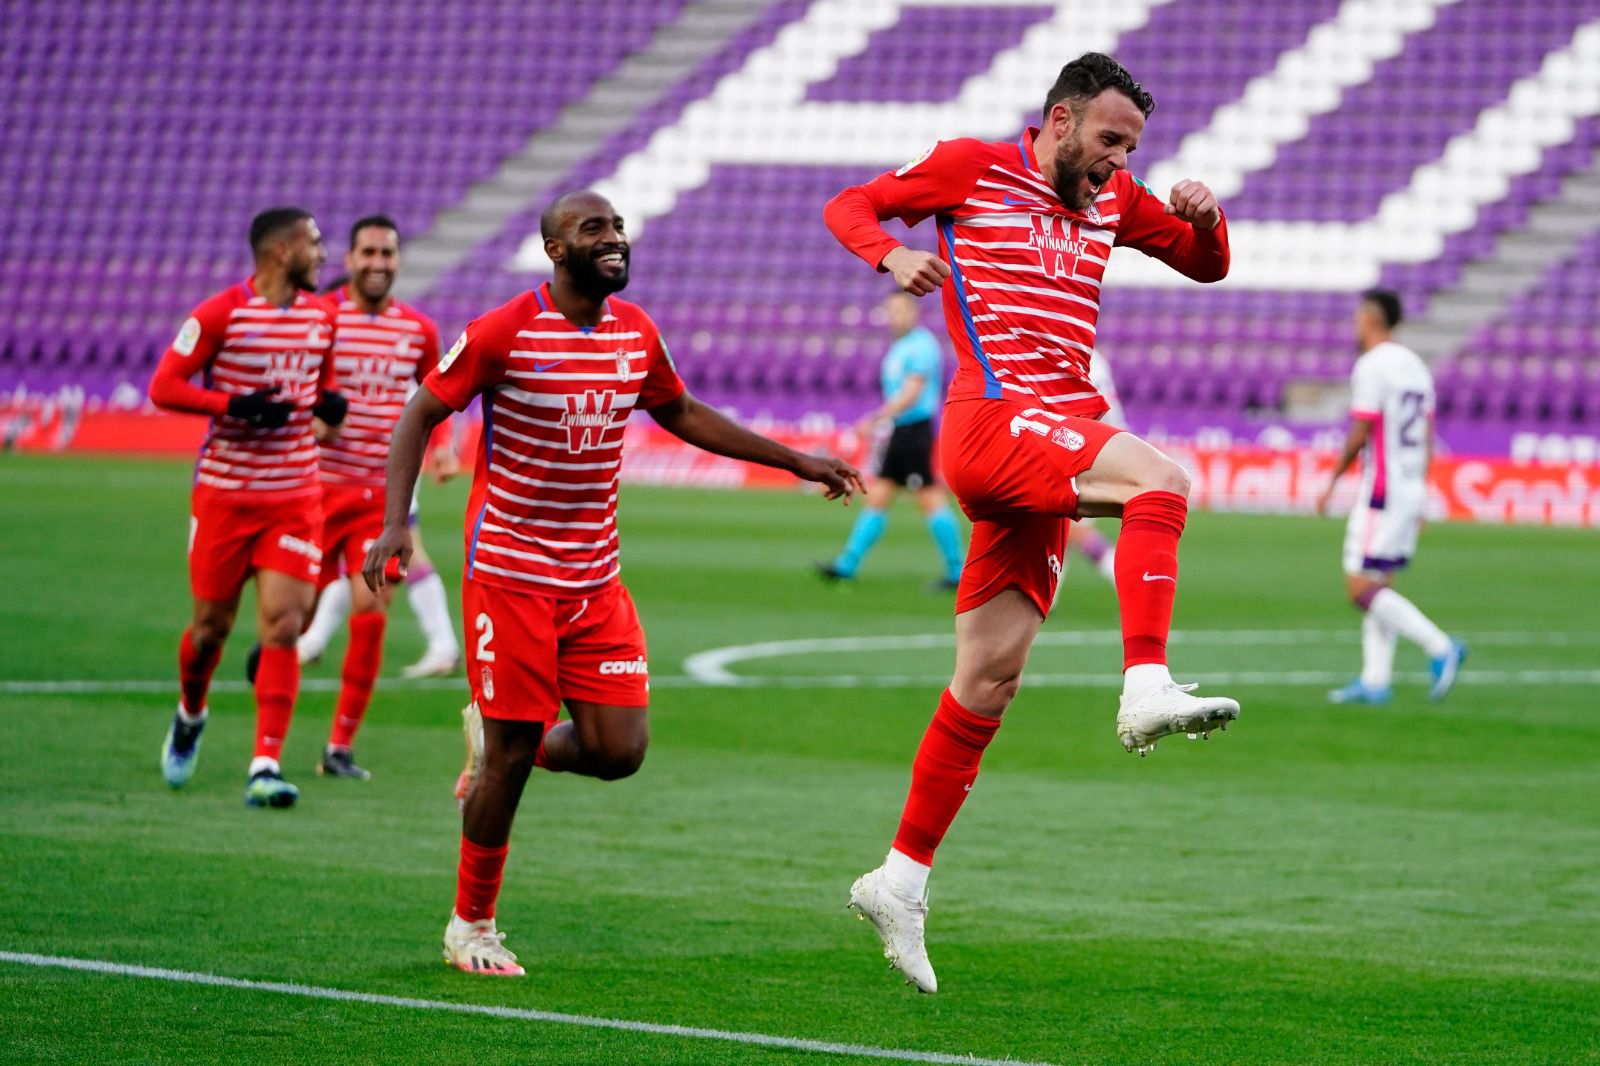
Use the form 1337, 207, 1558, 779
161, 708, 206, 788
244, 769, 299, 809
1428, 639, 1468, 702
1328, 680, 1391, 705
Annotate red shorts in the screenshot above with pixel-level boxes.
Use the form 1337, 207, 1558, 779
940, 398, 1122, 617
319, 483, 385, 590
463, 578, 649, 722
188, 486, 324, 602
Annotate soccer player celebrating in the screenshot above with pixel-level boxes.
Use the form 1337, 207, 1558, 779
363, 190, 864, 976
1317, 290, 1466, 704
150, 207, 347, 808
309, 215, 445, 779
824, 53, 1240, 991
816, 292, 965, 589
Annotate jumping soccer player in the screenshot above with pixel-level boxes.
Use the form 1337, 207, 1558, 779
824, 53, 1241, 991
817, 292, 964, 589
307, 215, 445, 779
1317, 289, 1466, 704
150, 206, 346, 808
363, 190, 864, 977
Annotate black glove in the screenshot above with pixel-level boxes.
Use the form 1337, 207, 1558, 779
226, 387, 293, 429
312, 390, 349, 427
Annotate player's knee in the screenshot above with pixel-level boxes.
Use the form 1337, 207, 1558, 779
259, 610, 305, 648
962, 672, 1021, 716
191, 617, 232, 650
594, 736, 648, 781
1146, 455, 1190, 498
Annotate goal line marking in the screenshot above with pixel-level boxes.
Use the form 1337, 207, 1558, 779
0, 951, 1059, 1066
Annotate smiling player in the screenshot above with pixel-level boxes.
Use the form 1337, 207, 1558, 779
149, 207, 347, 808
364, 190, 864, 977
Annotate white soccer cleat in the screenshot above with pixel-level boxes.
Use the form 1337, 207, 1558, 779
442, 915, 525, 977
848, 867, 937, 993
1116, 681, 1240, 756
403, 647, 461, 679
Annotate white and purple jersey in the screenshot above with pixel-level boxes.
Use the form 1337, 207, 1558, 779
1349, 341, 1434, 512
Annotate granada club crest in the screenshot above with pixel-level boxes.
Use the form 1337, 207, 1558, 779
615, 348, 631, 382
1051, 426, 1086, 451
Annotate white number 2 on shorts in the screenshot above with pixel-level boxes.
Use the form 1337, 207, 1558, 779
474, 612, 496, 662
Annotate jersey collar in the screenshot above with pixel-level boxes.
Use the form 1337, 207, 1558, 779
536, 281, 612, 332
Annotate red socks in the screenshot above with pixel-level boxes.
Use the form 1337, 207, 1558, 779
456, 836, 509, 921
329, 611, 386, 749
1114, 490, 1187, 669
178, 628, 221, 716
253, 645, 299, 761
891, 689, 1001, 865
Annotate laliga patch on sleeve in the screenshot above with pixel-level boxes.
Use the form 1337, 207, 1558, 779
173, 316, 202, 356
439, 331, 467, 372
895, 142, 939, 177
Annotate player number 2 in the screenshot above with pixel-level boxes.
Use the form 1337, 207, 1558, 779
475, 612, 496, 662
1398, 390, 1427, 447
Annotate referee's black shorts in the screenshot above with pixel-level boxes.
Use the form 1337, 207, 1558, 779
877, 418, 935, 488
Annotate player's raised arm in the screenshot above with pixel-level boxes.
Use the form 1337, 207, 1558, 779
647, 391, 865, 502
1113, 172, 1231, 283
823, 140, 989, 296
361, 383, 452, 589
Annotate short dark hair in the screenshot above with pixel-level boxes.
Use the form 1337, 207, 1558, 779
249, 206, 313, 254
1042, 53, 1154, 123
1361, 288, 1403, 329
349, 214, 401, 249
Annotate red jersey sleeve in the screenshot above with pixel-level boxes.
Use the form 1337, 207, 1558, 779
422, 316, 510, 412
1111, 171, 1230, 282
317, 305, 340, 395
147, 293, 234, 417
824, 139, 992, 270
637, 320, 686, 410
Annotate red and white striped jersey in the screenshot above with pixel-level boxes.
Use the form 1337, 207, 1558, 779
825, 129, 1230, 418
318, 287, 441, 489
423, 283, 685, 597
148, 278, 337, 497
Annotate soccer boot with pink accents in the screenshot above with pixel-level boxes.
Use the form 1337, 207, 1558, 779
443, 915, 525, 977
1116, 680, 1239, 756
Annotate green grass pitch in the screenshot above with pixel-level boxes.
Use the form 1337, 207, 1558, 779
1, 453, 1597, 1065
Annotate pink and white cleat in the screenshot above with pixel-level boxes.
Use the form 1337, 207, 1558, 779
442, 915, 525, 977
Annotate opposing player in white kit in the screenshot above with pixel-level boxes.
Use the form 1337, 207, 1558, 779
1317, 290, 1466, 704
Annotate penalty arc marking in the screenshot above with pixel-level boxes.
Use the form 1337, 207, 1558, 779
681, 629, 1600, 689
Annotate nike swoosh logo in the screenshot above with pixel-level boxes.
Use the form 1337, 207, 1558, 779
1142, 572, 1176, 583
1003, 194, 1047, 207
533, 360, 565, 372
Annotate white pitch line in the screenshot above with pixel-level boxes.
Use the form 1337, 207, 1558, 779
668, 669, 1600, 689
0, 678, 466, 695
682, 629, 1600, 687
0, 951, 1059, 1066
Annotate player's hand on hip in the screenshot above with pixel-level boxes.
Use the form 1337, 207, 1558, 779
881, 247, 951, 296
796, 454, 867, 503
1164, 179, 1222, 230
362, 525, 413, 591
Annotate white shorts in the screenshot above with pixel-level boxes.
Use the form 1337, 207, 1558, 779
1343, 502, 1422, 575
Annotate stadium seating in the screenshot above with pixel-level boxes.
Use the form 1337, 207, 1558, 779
2, 0, 1597, 449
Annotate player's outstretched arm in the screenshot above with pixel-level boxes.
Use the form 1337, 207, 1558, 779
363, 385, 453, 589
648, 391, 865, 502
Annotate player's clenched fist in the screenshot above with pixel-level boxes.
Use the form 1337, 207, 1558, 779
361, 524, 413, 591
1164, 179, 1222, 230
881, 246, 952, 296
